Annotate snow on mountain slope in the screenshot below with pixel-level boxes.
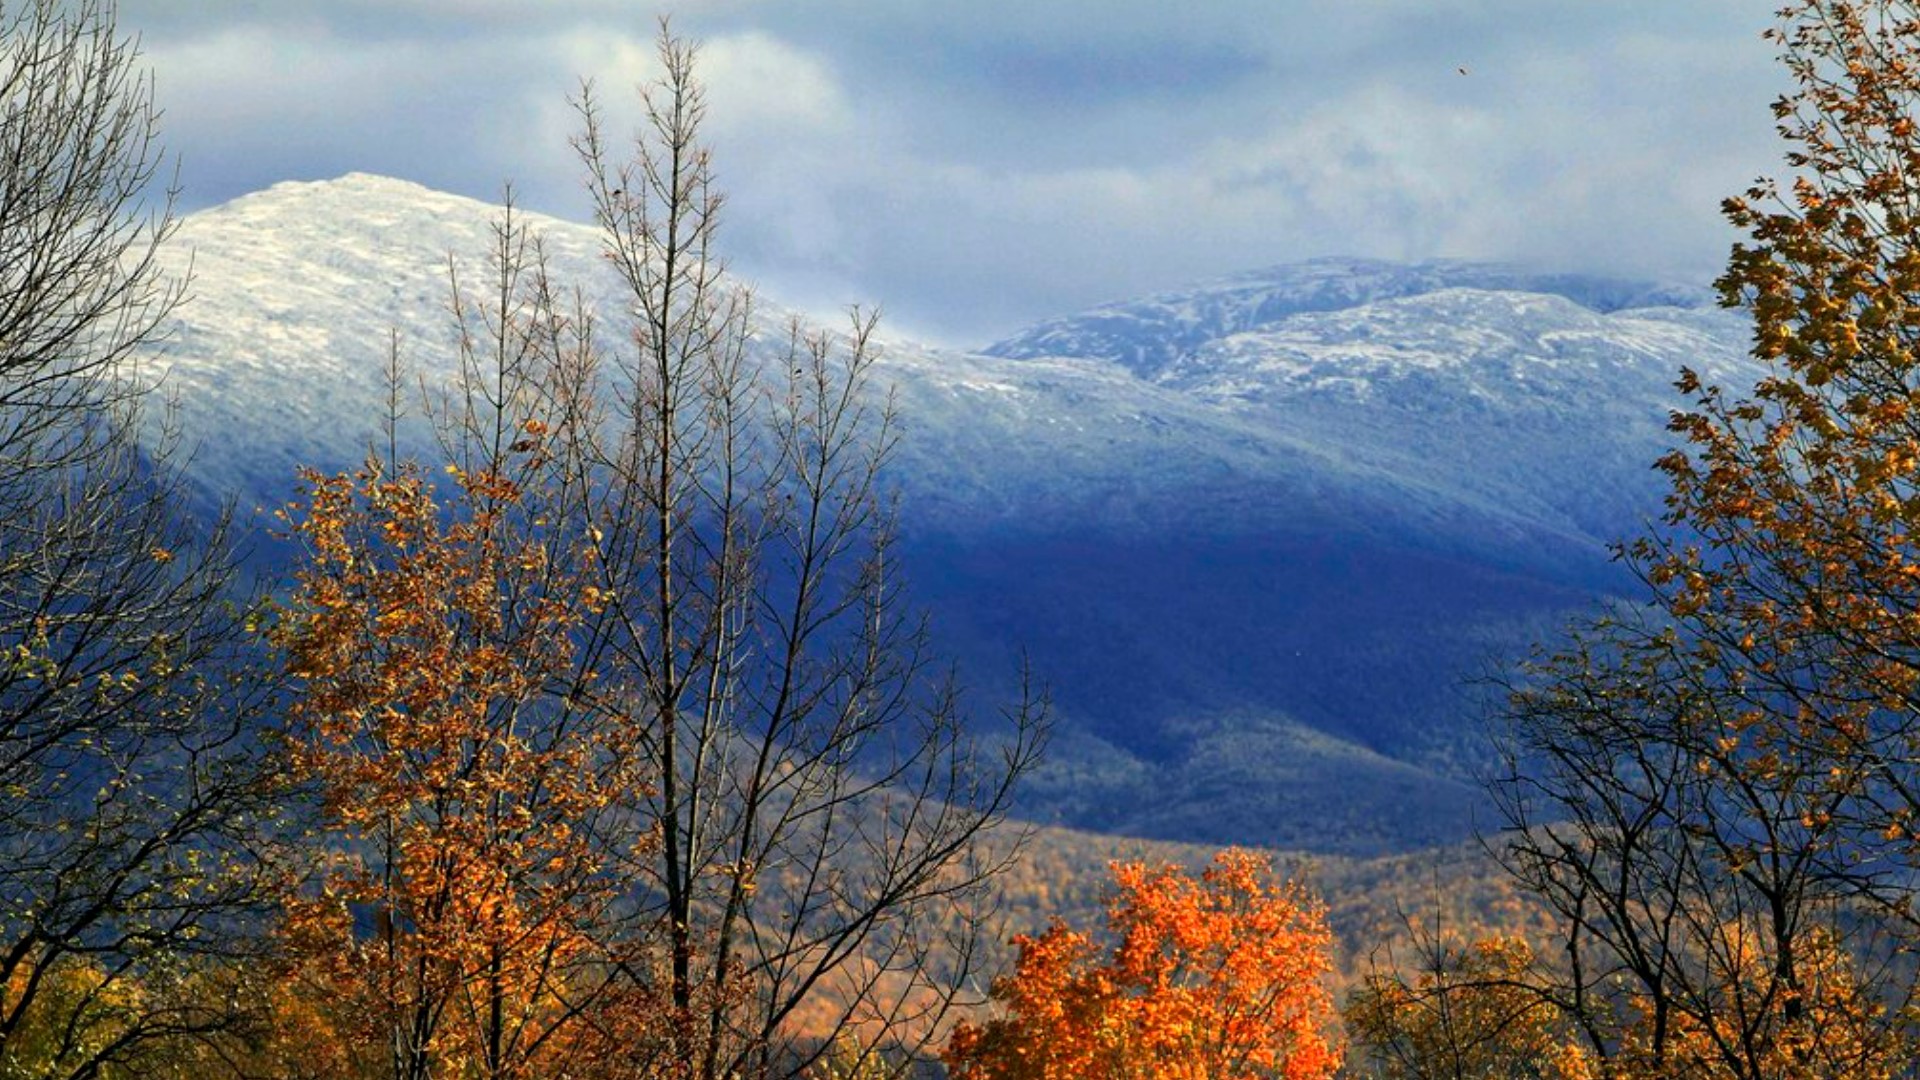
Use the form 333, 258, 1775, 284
151, 177, 1743, 558
138, 175, 1764, 854
983, 261, 1755, 549
148, 176, 1593, 562
1161, 288, 1752, 540
983, 256, 1719, 380
150, 174, 617, 506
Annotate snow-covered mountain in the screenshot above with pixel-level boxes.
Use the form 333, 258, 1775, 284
984, 259, 1752, 544
144, 176, 1759, 855
984, 257, 1721, 380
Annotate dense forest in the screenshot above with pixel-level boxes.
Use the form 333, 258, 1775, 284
12, 1, 1920, 1077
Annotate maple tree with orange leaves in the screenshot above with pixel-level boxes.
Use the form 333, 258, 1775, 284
944, 850, 1340, 1080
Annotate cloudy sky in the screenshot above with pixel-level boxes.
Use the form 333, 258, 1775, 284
120, 1, 1784, 346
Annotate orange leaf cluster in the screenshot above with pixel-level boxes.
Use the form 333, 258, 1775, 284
944, 850, 1340, 1080
1614, 923, 1901, 1080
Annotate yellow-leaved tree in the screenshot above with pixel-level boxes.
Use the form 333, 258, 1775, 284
1478, 2, 1920, 1077
272, 454, 656, 1080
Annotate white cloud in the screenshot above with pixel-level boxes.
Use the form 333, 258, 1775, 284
700, 31, 853, 138
119, 2, 1789, 345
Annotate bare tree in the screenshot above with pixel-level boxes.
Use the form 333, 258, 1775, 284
0, 0, 181, 434
268, 26, 1045, 1080
561, 28, 1048, 1079
0, 3, 281, 1077
1489, 617, 1909, 1079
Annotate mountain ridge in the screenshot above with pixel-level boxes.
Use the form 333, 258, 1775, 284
981, 254, 1722, 379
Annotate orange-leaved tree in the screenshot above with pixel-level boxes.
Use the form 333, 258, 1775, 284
268, 388, 660, 1076
944, 849, 1340, 1080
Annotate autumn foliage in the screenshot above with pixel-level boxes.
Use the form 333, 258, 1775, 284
944, 850, 1339, 1080
269, 451, 656, 1080
44, 2, 1920, 1078
1637, 0, 1920, 893
1628, 922, 1901, 1080
1466, 4, 1920, 1079
1344, 934, 1589, 1080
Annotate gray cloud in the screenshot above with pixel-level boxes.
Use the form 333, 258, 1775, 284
119, 0, 1786, 346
